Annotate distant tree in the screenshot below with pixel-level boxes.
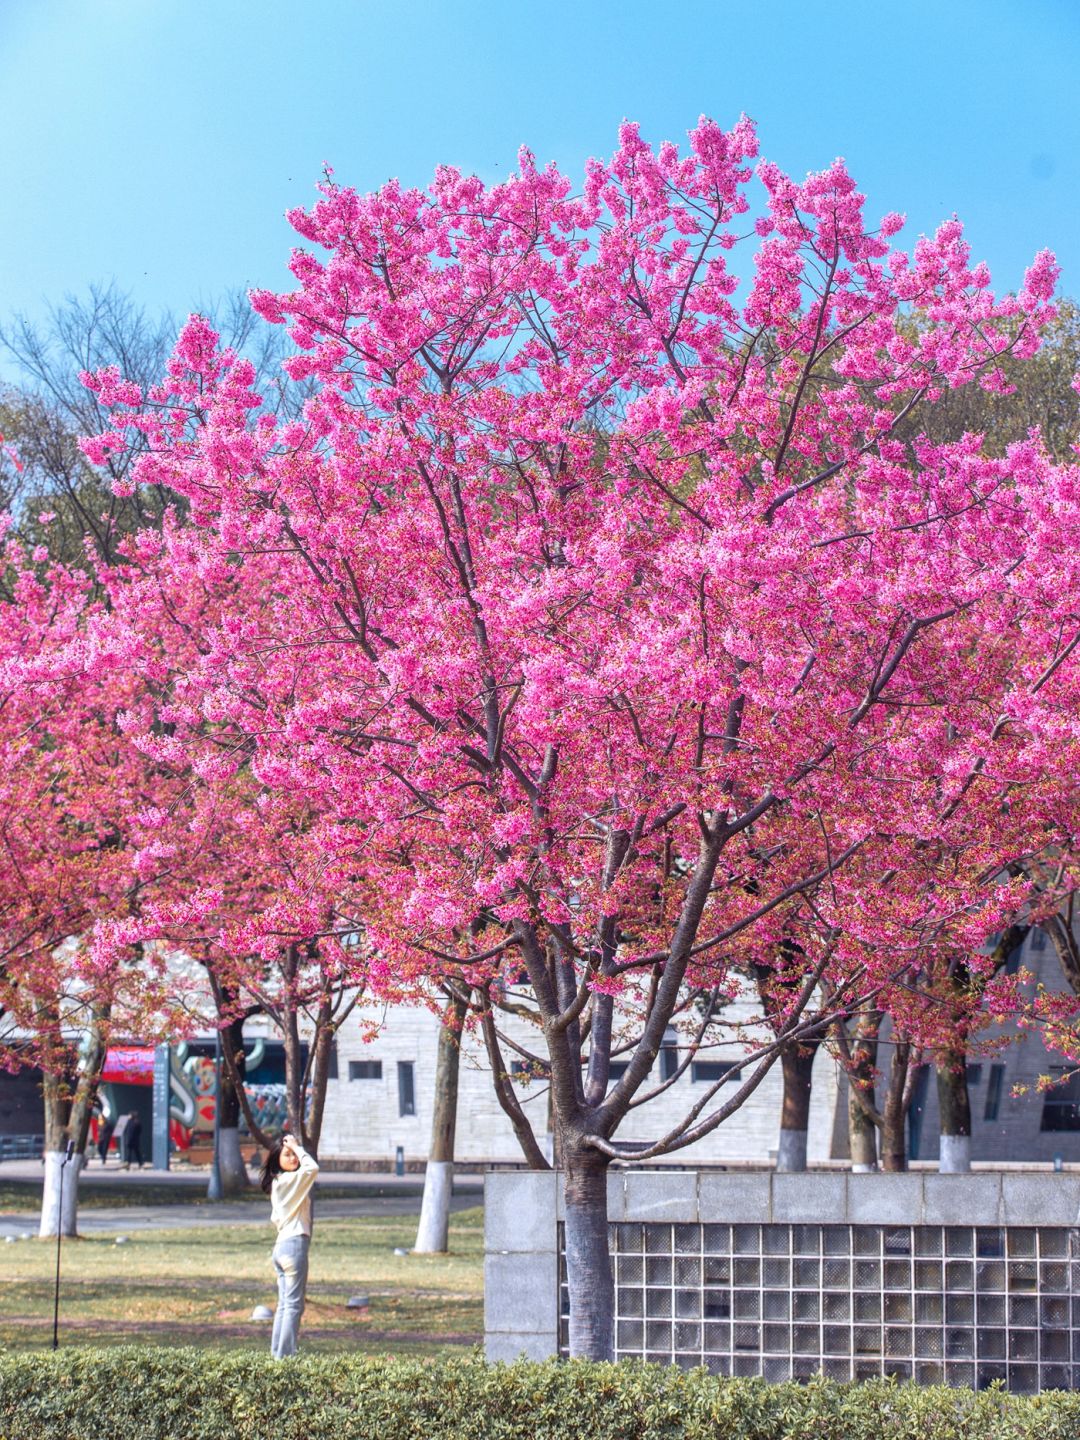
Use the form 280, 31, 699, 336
0, 284, 302, 564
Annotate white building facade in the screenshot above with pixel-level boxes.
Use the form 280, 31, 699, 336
317, 928, 1080, 1169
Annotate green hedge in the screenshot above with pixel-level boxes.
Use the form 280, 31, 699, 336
1, 1351, 1079, 1440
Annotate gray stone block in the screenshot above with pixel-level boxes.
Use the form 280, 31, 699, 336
484, 1251, 558, 1333
623, 1169, 698, 1221
1001, 1174, 1080, 1227
699, 1171, 771, 1223
847, 1173, 924, 1224
484, 1330, 559, 1363
485, 1169, 557, 1253
772, 1171, 848, 1223
924, 1173, 1002, 1226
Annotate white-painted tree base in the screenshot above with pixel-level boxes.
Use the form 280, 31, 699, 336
217, 1127, 251, 1193
938, 1134, 972, 1173
39, 1151, 84, 1238
775, 1130, 808, 1172
851, 1163, 878, 1173
414, 1160, 453, 1253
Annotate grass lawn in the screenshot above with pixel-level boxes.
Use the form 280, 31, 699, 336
0, 1208, 484, 1358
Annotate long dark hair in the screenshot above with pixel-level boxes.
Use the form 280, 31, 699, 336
260, 1136, 288, 1195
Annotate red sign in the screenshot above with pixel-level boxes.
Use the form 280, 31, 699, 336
101, 1046, 155, 1085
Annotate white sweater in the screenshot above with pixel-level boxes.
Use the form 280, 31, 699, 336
271, 1143, 319, 1240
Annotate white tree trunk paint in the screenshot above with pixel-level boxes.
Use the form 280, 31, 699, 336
775, 1129, 808, 1172
39, 1152, 84, 1238
217, 1127, 250, 1193
851, 1162, 879, 1173
938, 1133, 972, 1173
413, 1160, 453, 1253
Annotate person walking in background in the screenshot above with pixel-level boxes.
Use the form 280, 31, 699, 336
123, 1110, 143, 1168
113, 1112, 130, 1166
260, 1132, 318, 1359
96, 1111, 115, 1165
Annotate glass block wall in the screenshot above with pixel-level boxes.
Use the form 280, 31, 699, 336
558, 1221, 1078, 1393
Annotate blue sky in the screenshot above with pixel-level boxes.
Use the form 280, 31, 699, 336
1, 0, 1077, 344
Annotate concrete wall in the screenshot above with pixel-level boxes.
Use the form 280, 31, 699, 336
484, 1169, 1080, 1392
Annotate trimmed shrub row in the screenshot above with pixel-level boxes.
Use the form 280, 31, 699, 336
1, 1351, 1079, 1440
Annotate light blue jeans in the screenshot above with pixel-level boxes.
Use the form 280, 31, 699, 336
271, 1234, 310, 1358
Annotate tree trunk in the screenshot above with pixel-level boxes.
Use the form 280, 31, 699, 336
415, 994, 467, 1253
776, 1039, 818, 1172
881, 1042, 911, 1172
847, 1013, 880, 1172
936, 1049, 973, 1173
217, 1013, 250, 1194
562, 1142, 613, 1361
38, 1009, 107, 1238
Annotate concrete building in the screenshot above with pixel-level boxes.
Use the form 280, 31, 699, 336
319, 927, 1080, 1170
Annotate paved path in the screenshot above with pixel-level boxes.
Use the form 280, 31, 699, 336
0, 1190, 481, 1237
0, 1160, 485, 1236
0, 1158, 485, 1193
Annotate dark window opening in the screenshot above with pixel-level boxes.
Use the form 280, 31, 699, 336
985, 1064, 1005, 1122
1040, 1068, 1080, 1132
397, 1061, 416, 1117
327, 1040, 338, 1081
349, 1059, 382, 1081
660, 1034, 679, 1082
1030, 927, 1047, 952
691, 1061, 742, 1084
965, 1064, 982, 1086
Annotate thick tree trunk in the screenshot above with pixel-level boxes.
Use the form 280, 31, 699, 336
563, 1143, 613, 1361
847, 1014, 880, 1172
40, 1151, 84, 1238
776, 1039, 818, 1172
38, 1011, 107, 1237
936, 1049, 973, 1173
415, 994, 467, 1254
217, 1013, 250, 1194
881, 1042, 911, 1173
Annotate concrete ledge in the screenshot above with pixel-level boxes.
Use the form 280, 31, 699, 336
624, 1169, 698, 1221
1001, 1173, 1080, 1227
487, 1168, 1069, 1234
699, 1170, 772, 1222
772, 1172, 847, 1224
924, 1173, 1001, 1226
848, 1173, 924, 1224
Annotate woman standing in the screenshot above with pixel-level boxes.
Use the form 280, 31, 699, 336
260, 1132, 319, 1358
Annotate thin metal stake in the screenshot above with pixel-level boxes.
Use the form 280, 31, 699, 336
52, 1140, 75, 1350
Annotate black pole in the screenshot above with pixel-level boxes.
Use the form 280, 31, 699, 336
52, 1140, 75, 1350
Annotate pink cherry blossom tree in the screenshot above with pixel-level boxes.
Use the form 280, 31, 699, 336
86, 117, 1080, 1358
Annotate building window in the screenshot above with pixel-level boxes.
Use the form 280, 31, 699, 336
660, 1031, 679, 1082
691, 1061, 742, 1084
397, 1061, 416, 1117
966, 1064, 982, 1086
349, 1060, 382, 1081
1040, 1069, 1080, 1132
985, 1064, 1005, 1122
608, 1061, 629, 1081
1030, 928, 1048, 952
327, 1040, 338, 1081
